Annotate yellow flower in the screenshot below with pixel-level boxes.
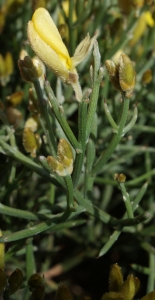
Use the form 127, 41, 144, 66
47, 139, 74, 176
129, 11, 154, 46
102, 264, 155, 300
0, 52, 14, 86
27, 8, 96, 101
58, 0, 77, 41
105, 54, 136, 98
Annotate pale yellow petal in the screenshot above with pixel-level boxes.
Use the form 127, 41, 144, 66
32, 8, 72, 69
71, 33, 97, 68
27, 21, 70, 83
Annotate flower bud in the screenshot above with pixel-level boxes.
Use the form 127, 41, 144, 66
6, 91, 24, 107
114, 173, 126, 183
142, 69, 152, 85
46, 139, 73, 176
105, 60, 121, 92
121, 274, 140, 300
105, 54, 136, 98
56, 283, 73, 300
47, 156, 65, 176
23, 127, 41, 157
109, 264, 123, 292
24, 114, 40, 132
6, 106, 23, 128
118, 54, 136, 98
5, 52, 14, 76
18, 55, 43, 82
7, 269, 23, 295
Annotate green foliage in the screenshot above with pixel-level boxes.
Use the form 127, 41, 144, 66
0, 0, 155, 299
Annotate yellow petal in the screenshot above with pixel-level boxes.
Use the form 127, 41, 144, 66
144, 11, 154, 27
120, 275, 140, 300
27, 20, 70, 83
109, 264, 124, 292
31, 8, 72, 69
141, 291, 155, 300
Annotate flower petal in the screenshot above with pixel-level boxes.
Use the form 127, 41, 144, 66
27, 21, 70, 83
32, 8, 72, 69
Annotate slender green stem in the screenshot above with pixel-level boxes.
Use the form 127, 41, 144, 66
147, 252, 155, 293
0, 219, 85, 243
0, 139, 65, 189
74, 190, 112, 224
33, 80, 57, 156
0, 203, 58, 221
104, 101, 118, 132
98, 181, 149, 257
92, 98, 130, 175
119, 182, 134, 219
86, 41, 103, 140
84, 113, 97, 198
45, 81, 81, 152
98, 229, 122, 257
131, 264, 150, 275
26, 238, 36, 280
64, 175, 76, 211
123, 106, 138, 135
72, 99, 88, 187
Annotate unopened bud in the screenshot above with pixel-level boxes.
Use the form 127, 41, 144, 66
24, 115, 40, 132
114, 173, 126, 183
23, 127, 41, 157
142, 69, 152, 85
105, 54, 136, 98
118, 54, 136, 98
46, 139, 74, 176
18, 55, 43, 82
6, 91, 24, 107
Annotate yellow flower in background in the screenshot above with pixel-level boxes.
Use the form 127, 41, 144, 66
58, 0, 77, 41
47, 139, 74, 176
130, 11, 154, 46
102, 264, 155, 300
105, 54, 136, 98
27, 8, 97, 101
0, 52, 14, 86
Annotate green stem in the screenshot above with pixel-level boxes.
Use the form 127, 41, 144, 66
0, 203, 57, 221
0, 219, 85, 243
84, 113, 97, 198
33, 80, 57, 156
98, 181, 149, 257
147, 252, 155, 293
92, 98, 130, 174
119, 182, 134, 219
26, 238, 36, 280
72, 99, 88, 187
64, 175, 76, 212
86, 41, 103, 140
45, 81, 81, 152
104, 101, 118, 132
0, 139, 65, 189
98, 229, 122, 257
74, 190, 112, 224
